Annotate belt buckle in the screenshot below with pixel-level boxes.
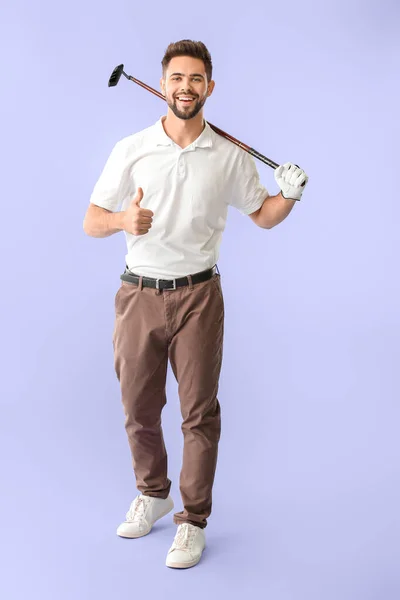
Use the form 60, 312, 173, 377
156, 278, 177, 291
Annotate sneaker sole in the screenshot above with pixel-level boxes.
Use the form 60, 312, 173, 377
116, 503, 174, 539
166, 554, 202, 569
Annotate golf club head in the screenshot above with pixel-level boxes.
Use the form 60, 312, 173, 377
108, 64, 124, 87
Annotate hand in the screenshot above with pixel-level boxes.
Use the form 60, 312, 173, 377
122, 187, 154, 235
274, 162, 309, 201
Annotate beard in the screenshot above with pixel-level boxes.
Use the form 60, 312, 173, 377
167, 94, 207, 120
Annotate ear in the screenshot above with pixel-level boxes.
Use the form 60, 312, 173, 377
207, 80, 215, 97
160, 77, 166, 97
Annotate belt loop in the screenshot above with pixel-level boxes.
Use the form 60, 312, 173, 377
155, 287, 162, 296
138, 275, 143, 291
187, 274, 194, 291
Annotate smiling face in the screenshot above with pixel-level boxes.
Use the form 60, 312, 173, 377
160, 56, 215, 121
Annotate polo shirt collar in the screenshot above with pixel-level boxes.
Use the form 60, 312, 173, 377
154, 116, 213, 149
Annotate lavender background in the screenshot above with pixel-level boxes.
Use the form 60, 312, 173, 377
1, 0, 399, 598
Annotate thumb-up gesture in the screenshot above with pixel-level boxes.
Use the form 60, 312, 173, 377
122, 187, 154, 235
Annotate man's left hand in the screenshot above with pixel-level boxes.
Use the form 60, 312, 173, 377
274, 162, 309, 201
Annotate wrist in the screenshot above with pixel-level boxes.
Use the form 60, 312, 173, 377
117, 211, 127, 231
280, 189, 301, 202
107, 210, 126, 233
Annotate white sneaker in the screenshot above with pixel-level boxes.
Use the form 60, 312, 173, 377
165, 523, 206, 569
116, 494, 174, 538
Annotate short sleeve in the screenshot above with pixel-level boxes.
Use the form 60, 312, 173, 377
229, 150, 269, 216
89, 139, 132, 212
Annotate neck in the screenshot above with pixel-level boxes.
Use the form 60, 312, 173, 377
162, 111, 205, 148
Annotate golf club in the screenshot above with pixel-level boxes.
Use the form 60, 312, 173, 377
108, 64, 304, 183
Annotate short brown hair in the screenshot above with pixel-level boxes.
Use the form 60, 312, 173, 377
161, 40, 213, 82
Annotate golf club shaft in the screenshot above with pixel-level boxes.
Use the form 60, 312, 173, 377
122, 71, 279, 169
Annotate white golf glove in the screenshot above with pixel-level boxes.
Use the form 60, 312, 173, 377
274, 162, 309, 201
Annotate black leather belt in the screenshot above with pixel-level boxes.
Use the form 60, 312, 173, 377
120, 265, 218, 291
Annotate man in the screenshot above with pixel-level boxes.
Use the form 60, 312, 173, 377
83, 40, 309, 569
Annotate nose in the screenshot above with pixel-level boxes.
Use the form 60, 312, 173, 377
180, 86, 194, 94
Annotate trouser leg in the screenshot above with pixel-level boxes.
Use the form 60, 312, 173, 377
113, 281, 172, 498
167, 274, 224, 528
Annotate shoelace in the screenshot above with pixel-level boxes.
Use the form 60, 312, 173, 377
125, 496, 150, 523
173, 523, 197, 550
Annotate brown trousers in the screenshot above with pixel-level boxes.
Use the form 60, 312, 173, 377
112, 270, 224, 529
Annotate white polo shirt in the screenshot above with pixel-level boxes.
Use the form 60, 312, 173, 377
89, 115, 269, 279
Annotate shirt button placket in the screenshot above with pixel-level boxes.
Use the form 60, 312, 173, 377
178, 153, 185, 179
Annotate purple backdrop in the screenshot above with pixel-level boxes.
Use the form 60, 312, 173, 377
1, 1, 399, 598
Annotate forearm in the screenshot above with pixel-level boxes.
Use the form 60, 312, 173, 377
83, 206, 126, 238
258, 192, 297, 229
